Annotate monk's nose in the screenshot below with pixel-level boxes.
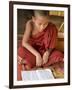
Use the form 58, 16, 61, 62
40, 25, 44, 30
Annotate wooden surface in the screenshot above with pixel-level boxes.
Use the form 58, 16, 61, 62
56, 38, 64, 52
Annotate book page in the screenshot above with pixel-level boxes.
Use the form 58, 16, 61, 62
36, 69, 54, 80
21, 69, 54, 81
21, 70, 39, 81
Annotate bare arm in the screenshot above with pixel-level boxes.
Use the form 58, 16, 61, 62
22, 20, 40, 57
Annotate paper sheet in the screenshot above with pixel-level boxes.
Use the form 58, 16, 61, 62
21, 69, 54, 81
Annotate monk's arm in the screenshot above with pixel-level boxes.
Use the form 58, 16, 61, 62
22, 42, 40, 56
22, 20, 41, 57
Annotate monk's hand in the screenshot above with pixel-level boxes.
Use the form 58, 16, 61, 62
17, 56, 27, 65
43, 50, 49, 64
36, 53, 43, 66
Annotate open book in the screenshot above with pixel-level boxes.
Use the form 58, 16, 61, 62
21, 69, 54, 81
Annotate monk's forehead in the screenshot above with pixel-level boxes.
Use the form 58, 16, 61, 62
35, 15, 48, 22
34, 10, 48, 17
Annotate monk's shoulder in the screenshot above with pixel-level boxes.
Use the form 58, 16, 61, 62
48, 22, 56, 27
48, 22, 58, 33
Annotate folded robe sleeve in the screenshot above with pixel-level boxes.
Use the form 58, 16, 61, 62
49, 24, 58, 49
43, 23, 58, 50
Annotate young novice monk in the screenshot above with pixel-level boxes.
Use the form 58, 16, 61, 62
17, 10, 64, 80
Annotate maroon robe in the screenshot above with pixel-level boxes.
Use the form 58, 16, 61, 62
17, 22, 64, 80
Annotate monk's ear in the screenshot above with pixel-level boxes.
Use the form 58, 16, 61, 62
32, 16, 36, 22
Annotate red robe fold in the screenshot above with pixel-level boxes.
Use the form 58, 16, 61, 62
17, 22, 64, 80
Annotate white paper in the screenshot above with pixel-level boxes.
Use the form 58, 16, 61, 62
21, 69, 54, 81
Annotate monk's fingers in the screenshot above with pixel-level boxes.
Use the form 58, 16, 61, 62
25, 65, 31, 70
43, 57, 48, 64
17, 56, 27, 65
20, 59, 27, 65
36, 62, 42, 66
22, 65, 25, 70
17, 56, 22, 61
17, 56, 22, 64
18, 60, 21, 64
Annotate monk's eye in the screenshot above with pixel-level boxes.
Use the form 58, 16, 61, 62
44, 22, 48, 25
39, 23, 42, 26
44, 23, 48, 26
